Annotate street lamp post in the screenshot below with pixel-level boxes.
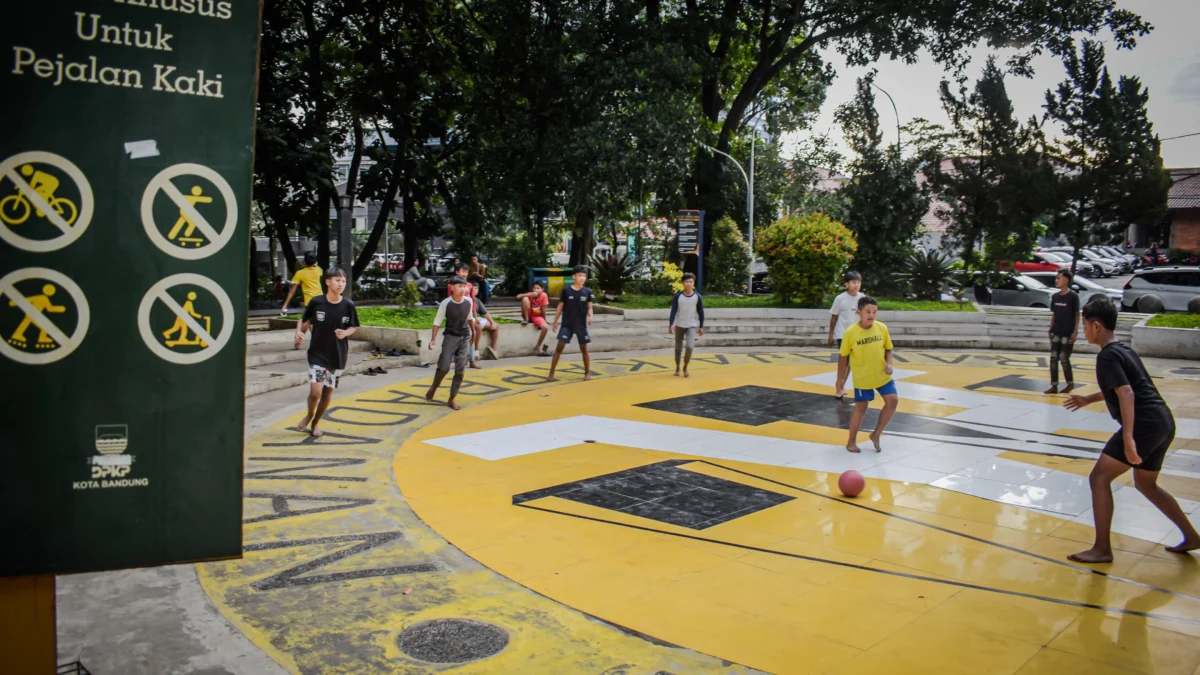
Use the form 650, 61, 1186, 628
701, 143, 752, 293
338, 193, 354, 298
869, 81, 901, 155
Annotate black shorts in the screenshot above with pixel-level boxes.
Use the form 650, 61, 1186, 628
557, 322, 590, 345
1102, 419, 1175, 472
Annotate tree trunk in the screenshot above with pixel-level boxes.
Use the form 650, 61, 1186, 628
353, 171, 403, 278
274, 215, 297, 274
569, 211, 596, 266
315, 191, 331, 270
536, 207, 545, 250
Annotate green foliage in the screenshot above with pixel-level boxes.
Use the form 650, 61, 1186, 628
395, 281, 422, 310
755, 213, 858, 306
355, 307, 516, 330
590, 254, 637, 302
494, 233, 551, 296
899, 250, 956, 301
705, 217, 752, 294
660, 262, 685, 294
609, 294, 973, 311
1147, 314, 1200, 329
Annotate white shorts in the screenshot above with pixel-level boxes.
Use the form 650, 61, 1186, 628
475, 316, 496, 330
308, 363, 343, 389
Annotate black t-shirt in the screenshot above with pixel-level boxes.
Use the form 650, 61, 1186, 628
1095, 341, 1172, 427
303, 295, 360, 370
559, 285, 594, 325
1050, 290, 1080, 337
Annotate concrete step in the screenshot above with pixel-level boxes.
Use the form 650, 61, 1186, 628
246, 351, 420, 397
246, 338, 374, 367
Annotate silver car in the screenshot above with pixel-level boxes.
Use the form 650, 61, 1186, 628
1035, 251, 1097, 277
1097, 245, 1140, 269
1022, 271, 1124, 307
1085, 247, 1131, 273
1121, 267, 1200, 313
1049, 247, 1120, 277
991, 274, 1058, 308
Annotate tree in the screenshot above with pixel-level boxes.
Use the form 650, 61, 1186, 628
705, 216, 752, 293
835, 75, 930, 293
929, 57, 1056, 276
756, 212, 857, 306
1043, 40, 1172, 267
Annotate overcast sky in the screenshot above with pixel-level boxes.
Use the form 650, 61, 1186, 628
783, 0, 1200, 169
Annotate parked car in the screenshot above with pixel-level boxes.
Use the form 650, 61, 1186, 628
1021, 271, 1124, 308
1121, 266, 1200, 313
1048, 247, 1120, 277
1034, 251, 1097, 277
1001, 255, 1060, 274
1096, 245, 1140, 269
1084, 247, 1131, 273
990, 274, 1057, 308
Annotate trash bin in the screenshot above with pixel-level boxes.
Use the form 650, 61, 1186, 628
527, 267, 575, 297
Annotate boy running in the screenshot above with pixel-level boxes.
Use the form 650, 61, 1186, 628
834, 296, 898, 453
517, 281, 551, 356
669, 273, 705, 378
469, 282, 500, 367
293, 267, 359, 436
1045, 269, 1080, 394
1064, 296, 1200, 562
281, 252, 323, 315
828, 271, 863, 399
426, 277, 475, 410
547, 265, 594, 382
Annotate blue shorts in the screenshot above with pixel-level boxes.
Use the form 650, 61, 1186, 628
853, 379, 897, 402
557, 322, 591, 345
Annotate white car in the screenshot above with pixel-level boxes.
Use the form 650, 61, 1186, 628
1021, 271, 1123, 308
1049, 247, 1120, 277
1121, 267, 1200, 313
991, 274, 1057, 308
1034, 251, 1097, 277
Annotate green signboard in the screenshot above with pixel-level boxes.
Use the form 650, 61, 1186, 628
0, 0, 261, 575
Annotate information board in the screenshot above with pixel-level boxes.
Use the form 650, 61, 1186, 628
677, 210, 702, 255
0, 0, 261, 575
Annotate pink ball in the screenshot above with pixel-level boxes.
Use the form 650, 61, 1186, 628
838, 470, 865, 498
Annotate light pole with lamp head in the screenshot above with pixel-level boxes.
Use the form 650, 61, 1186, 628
700, 143, 752, 293
868, 81, 901, 156
338, 193, 354, 298
745, 101, 785, 294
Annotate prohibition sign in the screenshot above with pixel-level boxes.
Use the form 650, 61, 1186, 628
0, 267, 90, 365
141, 163, 238, 260
0, 151, 95, 253
138, 273, 235, 365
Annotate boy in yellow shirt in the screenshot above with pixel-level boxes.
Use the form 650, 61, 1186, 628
281, 252, 324, 315
835, 296, 898, 453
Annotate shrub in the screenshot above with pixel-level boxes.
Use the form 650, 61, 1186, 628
660, 261, 684, 293
755, 212, 857, 306
590, 254, 637, 301
899, 250, 956, 300
705, 216, 752, 294
395, 280, 422, 309
494, 233, 551, 295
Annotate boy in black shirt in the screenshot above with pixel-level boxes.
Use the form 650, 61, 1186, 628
1044, 270, 1080, 394
1063, 296, 1200, 562
547, 265, 594, 382
426, 276, 475, 410
294, 267, 359, 436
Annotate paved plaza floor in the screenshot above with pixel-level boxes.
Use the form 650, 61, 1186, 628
59, 348, 1200, 675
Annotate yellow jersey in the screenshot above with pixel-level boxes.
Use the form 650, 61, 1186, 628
291, 266, 323, 306
839, 320, 894, 390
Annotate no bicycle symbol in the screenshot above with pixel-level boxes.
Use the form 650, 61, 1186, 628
0, 268, 90, 365
0, 151, 94, 253
138, 273, 235, 365
141, 163, 237, 260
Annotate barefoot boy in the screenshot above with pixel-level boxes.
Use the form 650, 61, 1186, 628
547, 265, 594, 382
1063, 296, 1199, 562
294, 267, 359, 436
517, 281, 551, 356
469, 282, 500, 367
426, 276, 475, 410
1045, 269, 1080, 395
828, 271, 862, 399
669, 272, 705, 378
834, 296, 898, 453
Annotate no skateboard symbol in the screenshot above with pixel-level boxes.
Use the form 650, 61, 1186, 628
138, 273, 234, 365
141, 163, 237, 260
0, 151, 94, 253
0, 268, 90, 365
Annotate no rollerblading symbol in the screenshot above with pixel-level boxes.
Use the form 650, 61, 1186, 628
0, 268, 90, 365
138, 273, 234, 365
0, 152, 94, 253
141, 163, 237, 260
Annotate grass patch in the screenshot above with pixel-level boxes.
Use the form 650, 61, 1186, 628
287, 306, 517, 329
1147, 314, 1200, 329
606, 294, 974, 312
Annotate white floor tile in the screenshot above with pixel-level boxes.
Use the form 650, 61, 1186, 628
932, 474, 1026, 501
860, 464, 948, 485
893, 448, 990, 474
957, 458, 1050, 484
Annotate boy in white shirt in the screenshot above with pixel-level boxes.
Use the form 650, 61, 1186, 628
828, 271, 862, 399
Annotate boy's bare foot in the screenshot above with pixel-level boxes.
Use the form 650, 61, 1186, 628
296, 414, 312, 432
583, 374, 592, 381
683, 369, 689, 378
1061, 382, 1075, 394
446, 399, 461, 411
1067, 548, 1113, 563
846, 444, 861, 454
834, 389, 846, 400
1044, 385, 1059, 395
546, 375, 558, 382
869, 432, 883, 452
425, 388, 437, 402
310, 427, 324, 438
469, 361, 482, 369
674, 369, 681, 377
1165, 537, 1200, 554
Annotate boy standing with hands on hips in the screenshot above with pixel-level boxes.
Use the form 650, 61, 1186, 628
835, 296, 899, 453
